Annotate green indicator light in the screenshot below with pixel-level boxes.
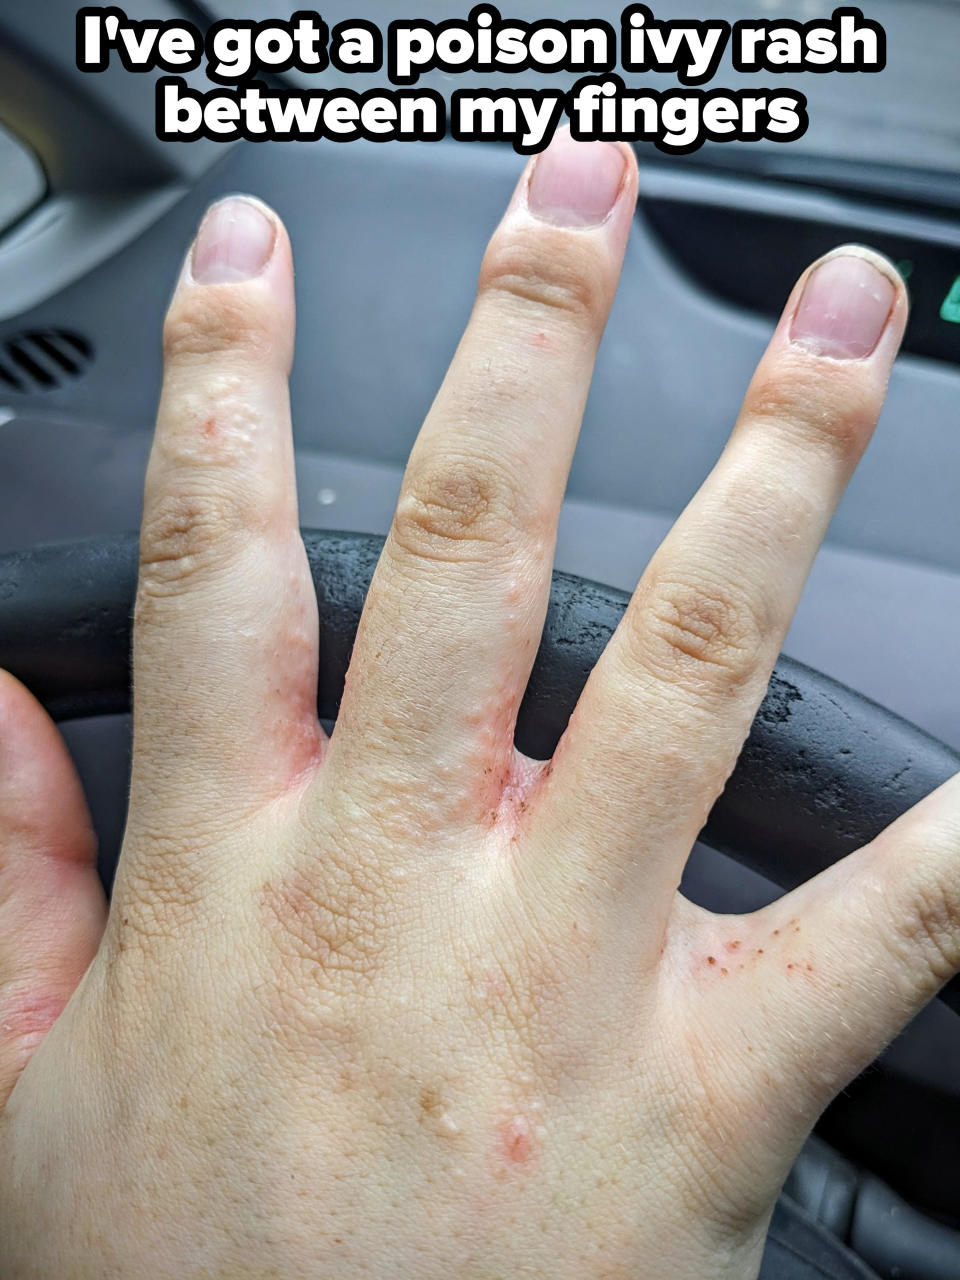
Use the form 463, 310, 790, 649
941, 275, 960, 325
895, 258, 914, 281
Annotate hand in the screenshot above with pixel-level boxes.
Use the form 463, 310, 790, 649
1, 132, 956, 1280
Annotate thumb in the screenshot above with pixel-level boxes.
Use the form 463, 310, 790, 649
0, 672, 106, 1108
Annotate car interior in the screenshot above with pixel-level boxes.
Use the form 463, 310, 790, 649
0, 2, 958, 1277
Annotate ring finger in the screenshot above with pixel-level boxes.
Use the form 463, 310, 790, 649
321, 132, 638, 831
529, 246, 908, 946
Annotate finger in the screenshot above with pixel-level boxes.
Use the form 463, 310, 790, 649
530, 247, 907, 940
717, 774, 960, 1115
324, 132, 638, 829
0, 673, 105, 1108
127, 197, 322, 865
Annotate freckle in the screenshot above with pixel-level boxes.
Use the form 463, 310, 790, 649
419, 1086, 443, 1118
787, 963, 795, 970
757, 948, 764, 955
773, 929, 780, 936
726, 940, 741, 952
806, 964, 814, 972
707, 956, 717, 966
720, 967, 728, 976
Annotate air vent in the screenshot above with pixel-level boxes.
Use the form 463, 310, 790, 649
0, 329, 93, 393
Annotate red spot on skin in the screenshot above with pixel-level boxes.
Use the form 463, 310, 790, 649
787, 963, 795, 971
500, 1115, 535, 1166
494, 754, 545, 830
201, 416, 218, 438
806, 964, 814, 972
725, 940, 741, 952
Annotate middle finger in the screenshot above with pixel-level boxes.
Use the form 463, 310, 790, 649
322, 132, 638, 829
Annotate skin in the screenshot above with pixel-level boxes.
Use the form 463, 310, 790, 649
1, 135, 960, 1279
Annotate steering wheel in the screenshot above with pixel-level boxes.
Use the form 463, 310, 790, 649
2, 529, 958, 1018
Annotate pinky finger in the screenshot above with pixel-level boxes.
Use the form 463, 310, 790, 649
743, 773, 960, 1109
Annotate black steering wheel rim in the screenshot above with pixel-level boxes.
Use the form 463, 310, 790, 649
2, 529, 958, 1013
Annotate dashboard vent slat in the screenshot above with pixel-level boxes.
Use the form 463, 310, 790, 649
0, 329, 93, 394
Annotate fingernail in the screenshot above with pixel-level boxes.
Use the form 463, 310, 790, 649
790, 251, 896, 359
527, 131, 627, 229
191, 197, 276, 284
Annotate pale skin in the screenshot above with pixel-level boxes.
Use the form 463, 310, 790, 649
1, 132, 959, 1279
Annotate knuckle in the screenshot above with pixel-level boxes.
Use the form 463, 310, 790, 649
888, 868, 960, 988
478, 227, 607, 330
138, 485, 253, 599
744, 360, 877, 462
163, 288, 274, 366
391, 453, 523, 565
633, 570, 767, 694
